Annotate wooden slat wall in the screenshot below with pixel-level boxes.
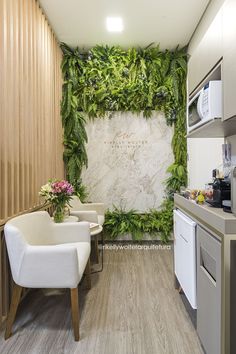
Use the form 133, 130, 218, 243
0, 0, 64, 326
0, 0, 64, 226
0, 226, 10, 326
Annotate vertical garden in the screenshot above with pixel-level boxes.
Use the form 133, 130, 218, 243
61, 44, 188, 242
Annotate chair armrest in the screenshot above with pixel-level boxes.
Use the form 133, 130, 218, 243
19, 245, 79, 288
70, 210, 98, 223
50, 221, 90, 244
78, 203, 105, 215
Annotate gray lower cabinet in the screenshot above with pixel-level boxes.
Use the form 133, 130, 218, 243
197, 225, 221, 354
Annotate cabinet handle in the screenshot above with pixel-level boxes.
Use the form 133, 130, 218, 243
200, 265, 216, 286
179, 233, 188, 243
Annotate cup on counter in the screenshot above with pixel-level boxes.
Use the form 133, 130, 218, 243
205, 184, 213, 200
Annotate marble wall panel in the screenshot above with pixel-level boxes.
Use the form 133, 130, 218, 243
82, 112, 174, 212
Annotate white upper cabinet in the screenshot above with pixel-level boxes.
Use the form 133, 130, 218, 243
188, 9, 223, 95
187, 0, 236, 136
222, 0, 236, 121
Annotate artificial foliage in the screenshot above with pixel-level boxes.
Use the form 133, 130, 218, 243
61, 43, 188, 241
104, 200, 174, 243
72, 178, 89, 202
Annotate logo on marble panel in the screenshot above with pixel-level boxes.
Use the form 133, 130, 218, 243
103, 131, 148, 150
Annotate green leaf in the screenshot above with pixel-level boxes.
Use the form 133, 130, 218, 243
60, 43, 187, 240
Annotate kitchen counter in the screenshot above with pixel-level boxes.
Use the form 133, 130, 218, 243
174, 193, 236, 236
174, 193, 236, 353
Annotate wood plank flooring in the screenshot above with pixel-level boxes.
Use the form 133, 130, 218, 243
0, 249, 203, 354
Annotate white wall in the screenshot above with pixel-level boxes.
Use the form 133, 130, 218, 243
187, 138, 224, 189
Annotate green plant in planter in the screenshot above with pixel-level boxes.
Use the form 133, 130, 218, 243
104, 200, 174, 243
104, 207, 143, 241
152, 200, 174, 242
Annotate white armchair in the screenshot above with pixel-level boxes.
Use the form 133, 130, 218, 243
70, 196, 105, 225
4, 211, 91, 341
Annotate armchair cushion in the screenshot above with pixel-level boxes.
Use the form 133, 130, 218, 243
79, 203, 105, 216
70, 210, 98, 224
18, 242, 90, 288
50, 221, 90, 244
70, 197, 105, 226
58, 242, 90, 281
19, 244, 80, 288
4, 211, 91, 289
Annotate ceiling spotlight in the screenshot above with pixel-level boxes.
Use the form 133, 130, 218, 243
106, 17, 124, 32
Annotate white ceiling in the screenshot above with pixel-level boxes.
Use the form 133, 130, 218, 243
39, 0, 210, 50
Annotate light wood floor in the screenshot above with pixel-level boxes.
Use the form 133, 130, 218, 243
0, 249, 203, 354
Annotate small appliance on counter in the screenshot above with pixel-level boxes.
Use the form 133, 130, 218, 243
187, 80, 222, 133
205, 170, 231, 208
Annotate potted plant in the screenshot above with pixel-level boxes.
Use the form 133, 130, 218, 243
39, 179, 74, 222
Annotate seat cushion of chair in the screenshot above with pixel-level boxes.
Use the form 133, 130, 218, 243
56, 242, 90, 282
97, 215, 104, 226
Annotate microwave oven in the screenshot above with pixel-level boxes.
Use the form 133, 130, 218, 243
187, 80, 222, 133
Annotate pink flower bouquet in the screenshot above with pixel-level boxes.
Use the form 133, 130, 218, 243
40, 179, 74, 222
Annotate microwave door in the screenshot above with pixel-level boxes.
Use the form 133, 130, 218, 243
197, 89, 204, 120
188, 93, 201, 128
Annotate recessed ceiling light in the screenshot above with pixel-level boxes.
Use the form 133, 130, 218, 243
106, 17, 123, 32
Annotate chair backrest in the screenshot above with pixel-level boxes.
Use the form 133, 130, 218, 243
5, 211, 52, 245
70, 196, 82, 211
4, 211, 52, 283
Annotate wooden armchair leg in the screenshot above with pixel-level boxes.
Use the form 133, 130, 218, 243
85, 259, 91, 290
5, 283, 23, 340
70, 287, 80, 341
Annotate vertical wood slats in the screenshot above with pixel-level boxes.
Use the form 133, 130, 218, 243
0, 0, 64, 326
0, 0, 64, 225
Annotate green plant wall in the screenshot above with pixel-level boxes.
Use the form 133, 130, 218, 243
61, 43, 188, 241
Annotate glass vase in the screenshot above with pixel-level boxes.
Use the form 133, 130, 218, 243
53, 205, 65, 223
64, 205, 70, 219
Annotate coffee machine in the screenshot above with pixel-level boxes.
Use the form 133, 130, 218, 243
206, 170, 231, 208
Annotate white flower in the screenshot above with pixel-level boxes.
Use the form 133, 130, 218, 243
39, 182, 52, 197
